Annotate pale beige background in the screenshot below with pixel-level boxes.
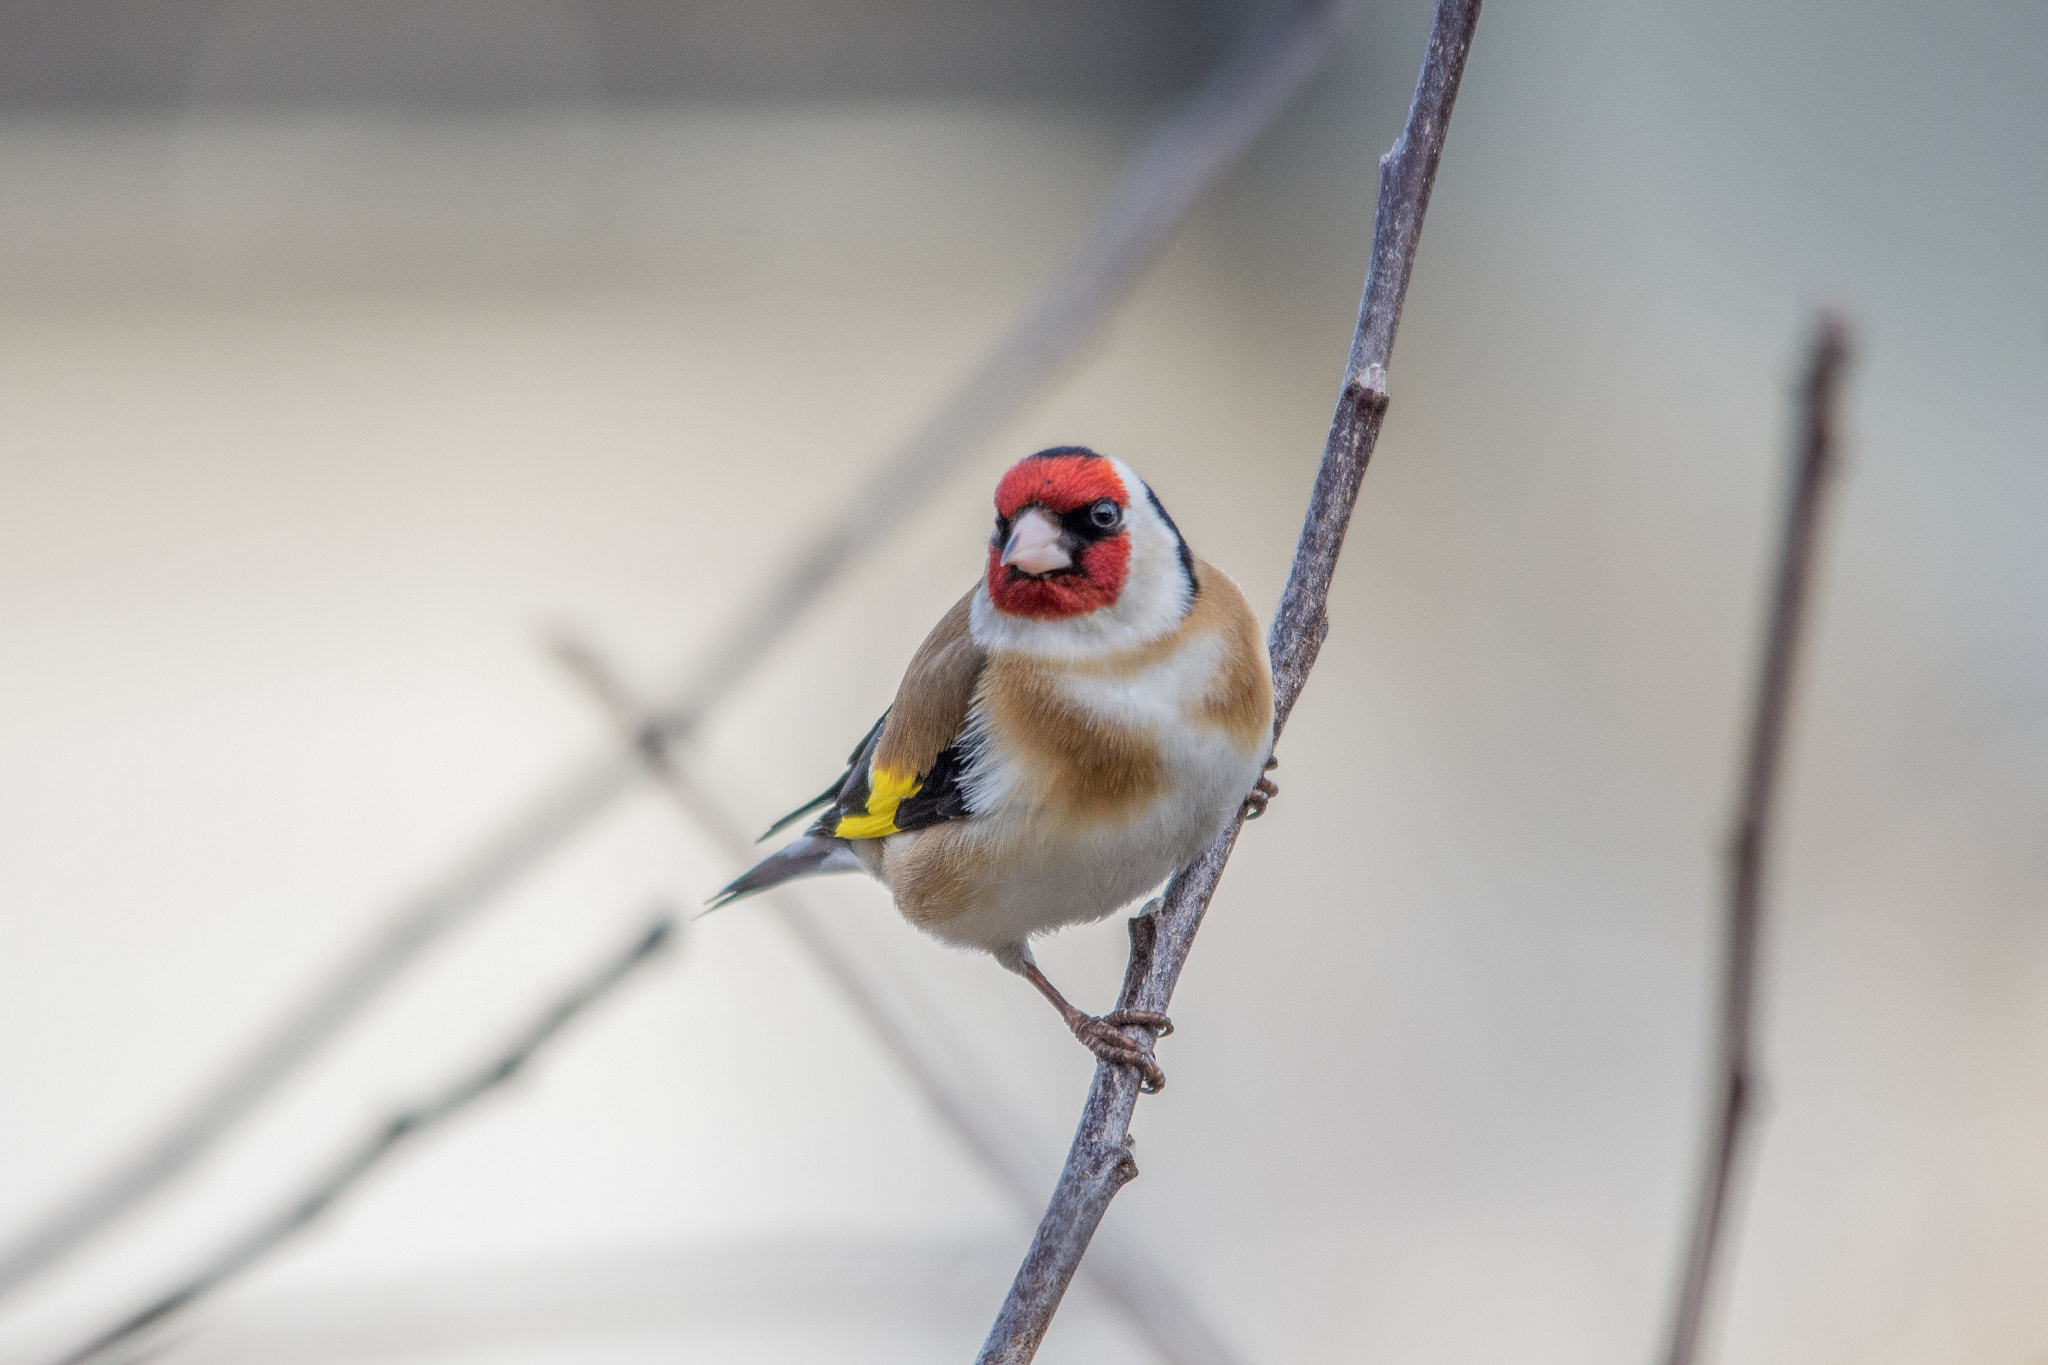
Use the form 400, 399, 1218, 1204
1, 2, 2045, 1362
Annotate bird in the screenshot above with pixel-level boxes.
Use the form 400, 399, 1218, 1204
711, 445, 1277, 1090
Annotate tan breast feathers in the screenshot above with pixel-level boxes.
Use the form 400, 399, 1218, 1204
977, 657, 1168, 825
975, 559, 1272, 827
1181, 561, 1273, 750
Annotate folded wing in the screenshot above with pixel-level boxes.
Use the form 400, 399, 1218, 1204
809, 588, 985, 840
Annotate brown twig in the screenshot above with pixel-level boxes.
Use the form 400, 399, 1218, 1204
547, 633, 1249, 1365
44, 914, 677, 1365
0, 3, 1349, 1303
1659, 317, 1850, 1365
977, 3, 1482, 1360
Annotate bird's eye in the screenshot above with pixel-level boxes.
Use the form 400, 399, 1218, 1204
1089, 500, 1122, 531
994, 515, 1012, 542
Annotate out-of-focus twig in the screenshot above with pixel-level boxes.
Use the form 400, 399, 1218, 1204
977, 3, 1483, 1360
45, 916, 677, 1365
0, 2, 1350, 1302
1659, 318, 1850, 1365
548, 634, 1247, 1365
647, 0, 1354, 743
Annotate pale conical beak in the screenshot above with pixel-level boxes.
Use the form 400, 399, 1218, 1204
1000, 507, 1072, 575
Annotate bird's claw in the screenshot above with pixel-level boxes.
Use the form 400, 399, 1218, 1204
1241, 774, 1279, 820
1073, 1011, 1173, 1093
1103, 1008, 1173, 1038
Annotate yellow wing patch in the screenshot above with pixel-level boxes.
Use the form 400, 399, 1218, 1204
833, 765, 922, 839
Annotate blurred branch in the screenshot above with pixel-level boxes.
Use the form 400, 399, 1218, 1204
0, 0, 1350, 1302
649, 0, 1354, 742
46, 915, 677, 1365
1659, 317, 1851, 1365
978, 2, 1483, 1360
548, 634, 1247, 1365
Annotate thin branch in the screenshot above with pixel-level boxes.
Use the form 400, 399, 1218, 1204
0, 1, 1350, 1302
548, 634, 1248, 1365
45, 915, 677, 1365
977, 3, 1483, 1360
1659, 317, 1851, 1365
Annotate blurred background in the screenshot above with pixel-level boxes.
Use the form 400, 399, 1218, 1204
1, 1, 2045, 1361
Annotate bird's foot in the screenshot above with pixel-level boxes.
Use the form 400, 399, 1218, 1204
1241, 762, 1280, 820
1071, 1010, 1174, 1093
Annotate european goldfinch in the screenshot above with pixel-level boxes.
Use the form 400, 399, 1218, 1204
713, 446, 1276, 1089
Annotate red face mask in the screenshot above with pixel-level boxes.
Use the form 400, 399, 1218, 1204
986, 454, 1131, 620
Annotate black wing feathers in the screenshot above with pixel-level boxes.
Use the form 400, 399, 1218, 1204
797, 717, 978, 840
886, 741, 976, 833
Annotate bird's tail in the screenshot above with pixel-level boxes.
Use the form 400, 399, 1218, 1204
704, 835, 866, 914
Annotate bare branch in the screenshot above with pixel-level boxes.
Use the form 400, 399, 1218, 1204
0, 3, 1349, 1301
977, 3, 1483, 1360
548, 633, 1248, 1365
1659, 317, 1851, 1365
45, 915, 677, 1365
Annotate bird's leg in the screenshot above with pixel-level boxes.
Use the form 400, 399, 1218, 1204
1242, 754, 1281, 819
1014, 956, 1173, 1093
